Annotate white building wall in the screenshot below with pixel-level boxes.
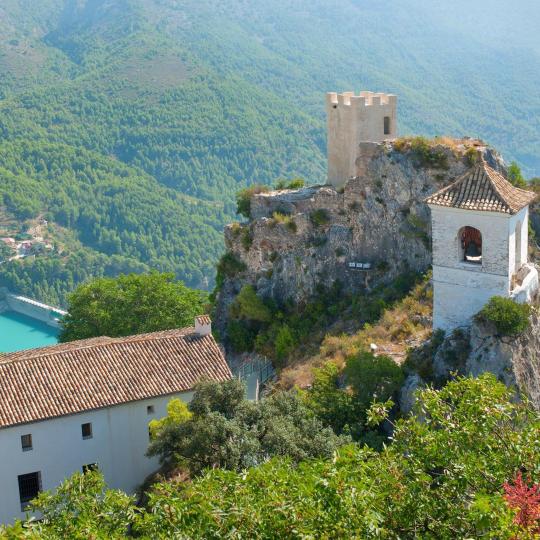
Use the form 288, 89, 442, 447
432, 267, 509, 331
0, 390, 193, 524
507, 207, 529, 276
430, 205, 520, 331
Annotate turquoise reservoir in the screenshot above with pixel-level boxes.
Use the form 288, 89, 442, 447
0, 311, 58, 353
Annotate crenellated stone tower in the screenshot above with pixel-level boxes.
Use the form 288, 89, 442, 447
326, 91, 397, 188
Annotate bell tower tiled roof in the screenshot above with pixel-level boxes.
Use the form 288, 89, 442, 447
425, 161, 536, 214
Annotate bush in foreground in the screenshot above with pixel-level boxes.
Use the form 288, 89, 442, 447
5, 375, 540, 539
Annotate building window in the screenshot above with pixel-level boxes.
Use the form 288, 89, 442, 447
147, 405, 155, 415
384, 116, 391, 135
18, 471, 41, 510
82, 463, 98, 474
459, 226, 482, 264
21, 434, 33, 452
81, 423, 93, 440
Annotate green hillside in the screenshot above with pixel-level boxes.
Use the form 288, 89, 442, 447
0, 0, 539, 305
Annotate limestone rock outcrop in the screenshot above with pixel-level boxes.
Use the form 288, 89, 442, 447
215, 139, 504, 339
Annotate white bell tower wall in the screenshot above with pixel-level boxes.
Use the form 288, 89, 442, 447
430, 205, 524, 331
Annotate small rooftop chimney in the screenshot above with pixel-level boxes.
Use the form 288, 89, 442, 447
194, 315, 212, 336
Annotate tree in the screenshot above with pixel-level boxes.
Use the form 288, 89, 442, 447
303, 352, 404, 439
2, 471, 135, 539
59, 272, 207, 342
508, 161, 527, 188
138, 374, 539, 539
149, 398, 192, 440
6, 375, 540, 538
147, 379, 347, 474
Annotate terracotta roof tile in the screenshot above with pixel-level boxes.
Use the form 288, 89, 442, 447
425, 162, 536, 214
0, 327, 231, 429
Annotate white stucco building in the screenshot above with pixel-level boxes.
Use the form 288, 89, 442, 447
426, 160, 538, 331
0, 315, 231, 524
326, 90, 397, 188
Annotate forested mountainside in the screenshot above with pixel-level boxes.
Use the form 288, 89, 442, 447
1, 0, 539, 305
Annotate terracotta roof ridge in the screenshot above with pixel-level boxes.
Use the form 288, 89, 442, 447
479, 164, 511, 211
485, 163, 535, 198
1, 326, 196, 365
424, 165, 475, 202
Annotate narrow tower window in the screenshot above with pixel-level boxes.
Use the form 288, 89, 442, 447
459, 226, 482, 264
384, 116, 391, 135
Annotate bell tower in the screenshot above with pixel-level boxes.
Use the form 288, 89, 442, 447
426, 160, 537, 331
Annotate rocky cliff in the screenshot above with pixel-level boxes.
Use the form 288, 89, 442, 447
215, 138, 504, 339
400, 292, 540, 412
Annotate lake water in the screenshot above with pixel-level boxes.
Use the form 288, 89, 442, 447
0, 311, 59, 353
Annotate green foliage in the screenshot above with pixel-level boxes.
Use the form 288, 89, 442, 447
508, 161, 528, 188
231, 285, 272, 322
149, 399, 192, 440
275, 178, 305, 190
274, 325, 295, 361
214, 252, 246, 290
395, 136, 449, 169
147, 379, 346, 474
304, 352, 403, 439
301, 362, 356, 435
5, 471, 135, 539
8, 375, 540, 538
271, 212, 297, 232
309, 208, 331, 227
465, 146, 480, 166
60, 273, 207, 342
477, 296, 531, 336
345, 351, 404, 412
236, 185, 270, 219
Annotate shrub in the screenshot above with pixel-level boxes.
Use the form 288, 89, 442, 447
215, 252, 247, 288
227, 319, 256, 352
241, 228, 253, 250
275, 177, 305, 190
465, 146, 479, 166
476, 296, 531, 336
310, 209, 330, 227
233, 285, 272, 322
394, 136, 448, 169
345, 351, 404, 411
271, 212, 297, 232
236, 184, 270, 218
274, 325, 296, 363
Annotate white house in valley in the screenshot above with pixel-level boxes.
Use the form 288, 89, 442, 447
426, 159, 538, 331
0, 315, 231, 524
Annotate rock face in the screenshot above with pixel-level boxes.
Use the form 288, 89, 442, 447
215, 139, 505, 338
467, 309, 540, 409
411, 299, 540, 410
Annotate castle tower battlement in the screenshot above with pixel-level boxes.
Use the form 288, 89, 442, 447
326, 91, 397, 188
